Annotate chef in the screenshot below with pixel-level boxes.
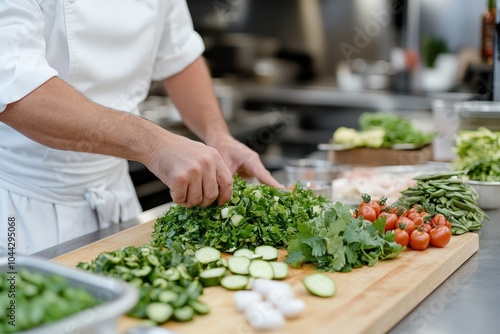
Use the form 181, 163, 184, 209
0, 0, 281, 255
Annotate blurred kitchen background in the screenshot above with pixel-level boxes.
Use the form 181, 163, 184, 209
131, 0, 494, 210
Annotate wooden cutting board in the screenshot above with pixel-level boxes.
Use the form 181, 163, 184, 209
52, 220, 479, 334
328, 144, 434, 166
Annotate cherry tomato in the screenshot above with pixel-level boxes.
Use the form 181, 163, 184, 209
379, 212, 398, 232
429, 225, 452, 248
422, 222, 432, 233
407, 207, 417, 215
412, 215, 424, 227
407, 205, 424, 216
388, 205, 406, 217
409, 229, 430, 251
397, 217, 416, 235
358, 205, 377, 222
394, 227, 409, 247
359, 194, 382, 217
432, 214, 451, 228
421, 213, 431, 222
407, 211, 419, 221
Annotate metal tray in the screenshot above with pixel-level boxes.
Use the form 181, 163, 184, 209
0, 256, 138, 334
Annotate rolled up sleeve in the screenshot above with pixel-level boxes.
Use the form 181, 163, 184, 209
151, 0, 205, 81
0, 0, 58, 112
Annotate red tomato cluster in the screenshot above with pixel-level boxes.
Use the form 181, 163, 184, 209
354, 195, 452, 251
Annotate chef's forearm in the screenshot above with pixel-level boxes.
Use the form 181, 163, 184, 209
162, 56, 231, 146
0, 77, 166, 165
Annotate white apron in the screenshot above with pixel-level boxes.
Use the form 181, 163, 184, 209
0, 0, 204, 255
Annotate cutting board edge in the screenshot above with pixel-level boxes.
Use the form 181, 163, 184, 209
362, 232, 479, 334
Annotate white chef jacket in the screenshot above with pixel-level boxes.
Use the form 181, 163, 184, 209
0, 0, 205, 255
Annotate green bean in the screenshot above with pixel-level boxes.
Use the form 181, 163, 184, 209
445, 178, 466, 184
450, 217, 467, 228
449, 199, 478, 213
468, 223, 482, 231
401, 190, 423, 196
429, 189, 446, 199
401, 196, 421, 203
451, 227, 467, 235
413, 171, 465, 181
434, 184, 466, 191
446, 191, 466, 199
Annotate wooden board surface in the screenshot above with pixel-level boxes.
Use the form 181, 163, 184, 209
328, 144, 433, 166
52, 221, 479, 334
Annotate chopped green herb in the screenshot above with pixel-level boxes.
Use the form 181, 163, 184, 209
151, 176, 330, 252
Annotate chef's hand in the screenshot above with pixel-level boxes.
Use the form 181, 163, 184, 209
146, 133, 233, 208
207, 134, 284, 189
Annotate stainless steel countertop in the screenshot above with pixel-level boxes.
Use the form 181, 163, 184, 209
32, 203, 172, 259
33, 194, 500, 334
390, 207, 500, 334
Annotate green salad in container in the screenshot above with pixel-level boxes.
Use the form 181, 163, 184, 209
452, 127, 500, 182
333, 112, 435, 149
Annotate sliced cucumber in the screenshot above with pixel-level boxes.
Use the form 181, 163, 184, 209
302, 273, 336, 298
173, 305, 195, 322
248, 260, 274, 279
254, 245, 279, 261
171, 291, 189, 308
162, 268, 180, 281
269, 262, 289, 280
145, 303, 174, 323
199, 267, 227, 287
131, 266, 152, 277
158, 290, 179, 304
250, 254, 264, 260
233, 248, 255, 258
228, 256, 251, 275
220, 258, 229, 268
188, 300, 210, 315
221, 275, 250, 290
152, 278, 169, 289
195, 246, 221, 264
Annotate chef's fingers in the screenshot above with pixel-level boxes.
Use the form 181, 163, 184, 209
240, 155, 284, 189
199, 164, 219, 208
169, 181, 188, 205
216, 163, 233, 206
182, 172, 203, 208
257, 170, 284, 189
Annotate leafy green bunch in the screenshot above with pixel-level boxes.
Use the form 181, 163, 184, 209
285, 202, 403, 272
359, 112, 435, 148
452, 127, 500, 182
151, 176, 330, 252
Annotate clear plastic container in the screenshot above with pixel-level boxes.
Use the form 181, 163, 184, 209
432, 99, 459, 161
284, 159, 343, 184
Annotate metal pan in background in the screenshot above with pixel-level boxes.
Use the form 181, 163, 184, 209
0, 256, 138, 334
